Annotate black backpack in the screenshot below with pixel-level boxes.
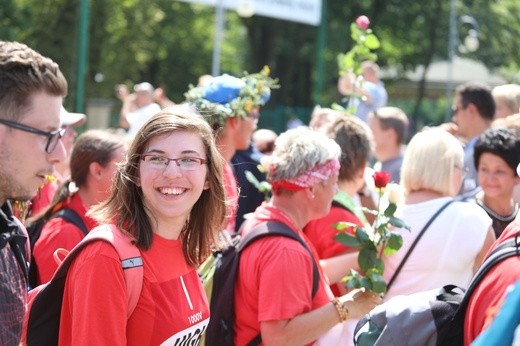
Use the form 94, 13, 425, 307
202, 221, 320, 346
26, 208, 89, 288
354, 232, 520, 346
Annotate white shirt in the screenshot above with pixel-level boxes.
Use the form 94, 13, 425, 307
126, 103, 161, 139
383, 196, 491, 301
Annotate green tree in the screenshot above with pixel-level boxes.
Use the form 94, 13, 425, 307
4, 0, 520, 124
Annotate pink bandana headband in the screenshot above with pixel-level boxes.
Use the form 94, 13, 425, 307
270, 159, 340, 195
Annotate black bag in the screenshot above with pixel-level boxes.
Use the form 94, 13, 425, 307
354, 234, 520, 346
202, 221, 320, 346
22, 225, 143, 346
26, 208, 88, 288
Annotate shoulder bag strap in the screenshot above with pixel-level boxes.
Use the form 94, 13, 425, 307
53, 208, 89, 235
240, 221, 320, 297
386, 199, 456, 292
456, 232, 520, 315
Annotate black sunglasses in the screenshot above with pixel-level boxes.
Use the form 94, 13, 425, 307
0, 118, 66, 153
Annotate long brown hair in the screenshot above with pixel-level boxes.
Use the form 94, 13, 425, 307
89, 105, 227, 266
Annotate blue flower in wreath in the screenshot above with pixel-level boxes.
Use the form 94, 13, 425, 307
260, 89, 271, 105
203, 74, 245, 104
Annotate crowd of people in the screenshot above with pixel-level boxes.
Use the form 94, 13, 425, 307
1, 38, 520, 346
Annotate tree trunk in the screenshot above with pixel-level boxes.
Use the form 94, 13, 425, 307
412, 0, 443, 130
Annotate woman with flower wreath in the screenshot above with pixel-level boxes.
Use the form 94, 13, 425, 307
184, 67, 278, 235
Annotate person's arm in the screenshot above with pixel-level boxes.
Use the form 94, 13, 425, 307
118, 93, 137, 129
319, 252, 359, 286
337, 73, 355, 96
473, 226, 496, 273
154, 87, 175, 109
260, 288, 380, 346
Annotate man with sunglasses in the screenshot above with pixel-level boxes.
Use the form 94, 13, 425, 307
451, 81, 495, 196
0, 41, 67, 345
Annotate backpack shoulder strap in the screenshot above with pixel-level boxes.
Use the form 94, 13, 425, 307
239, 221, 320, 298
460, 232, 520, 308
25, 225, 143, 345
239, 221, 321, 346
53, 208, 89, 236
53, 224, 143, 318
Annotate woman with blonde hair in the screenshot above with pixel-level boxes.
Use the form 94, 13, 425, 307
383, 127, 495, 301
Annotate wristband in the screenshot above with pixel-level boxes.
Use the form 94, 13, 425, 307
331, 298, 349, 322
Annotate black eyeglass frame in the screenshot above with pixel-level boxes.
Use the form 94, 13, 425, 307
0, 118, 66, 153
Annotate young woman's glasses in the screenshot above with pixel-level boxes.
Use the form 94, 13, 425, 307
141, 154, 207, 171
0, 119, 65, 153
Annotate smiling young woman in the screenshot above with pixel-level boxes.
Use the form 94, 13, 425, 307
57, 105, 227, 345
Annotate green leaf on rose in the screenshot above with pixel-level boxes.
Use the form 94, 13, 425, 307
364, 34, 381, 49
367, 271, 387, 294
346, 277, 359, 290
388, 216, 410, 230
358, 276, 372, 290
373, 257, 385, 273
334, 221, 358, 231
384, 232, 404, 256
335, 232, 361, 248
359, 247, 378, 272
384, 203, 397, 216
356, 227, 372, 244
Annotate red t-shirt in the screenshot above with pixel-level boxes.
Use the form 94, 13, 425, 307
304, 205, 361, 296
234, 202, 333, 345
32, 193, 98, 284
223, 162, 239, 234
59, 233, 209, 346
463, 219, 520, 345
30, 180, 59, 216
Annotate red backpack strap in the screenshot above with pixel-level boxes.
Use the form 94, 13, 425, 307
83, 224, 143, 318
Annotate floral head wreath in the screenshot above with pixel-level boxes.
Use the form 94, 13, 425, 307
184, 66, 279, 128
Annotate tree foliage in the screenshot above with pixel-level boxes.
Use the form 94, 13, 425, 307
2, 0, 519, 120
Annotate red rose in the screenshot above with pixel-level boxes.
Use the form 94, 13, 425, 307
373, 171, 391, 188
355, 15, 370, 30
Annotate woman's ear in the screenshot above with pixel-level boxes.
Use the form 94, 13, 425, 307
89, 162, 103, 180
306, 187, 316, 200
227, 116, 240, 130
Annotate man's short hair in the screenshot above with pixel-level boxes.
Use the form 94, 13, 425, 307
371, 107, 409, 144
492, 84, 520, 115
0, 41, 67, 121
455, 81, 495, 121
